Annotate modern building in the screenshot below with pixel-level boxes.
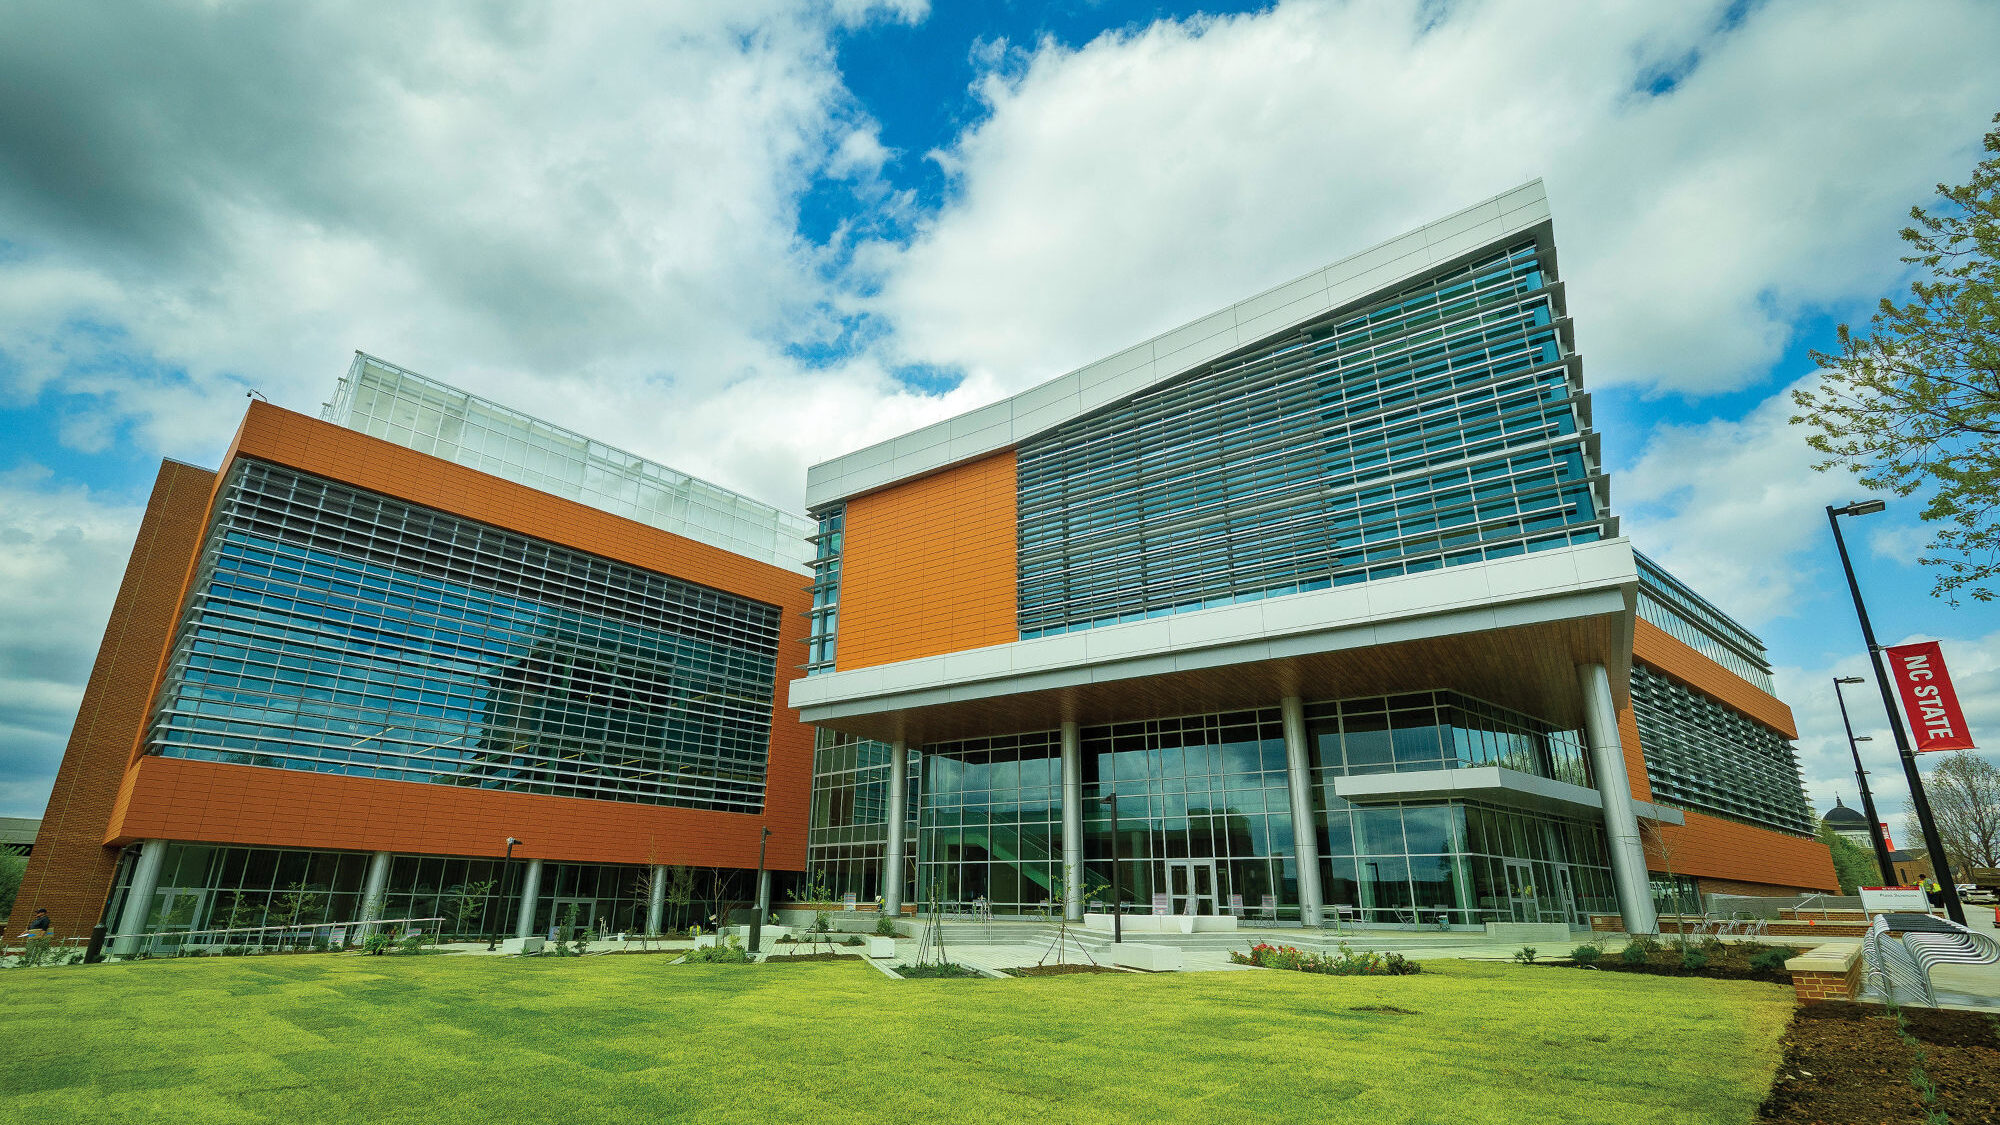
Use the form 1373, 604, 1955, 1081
4, 355, 815, 949
10, 181, 1837, 947
793, 181, 1836, 933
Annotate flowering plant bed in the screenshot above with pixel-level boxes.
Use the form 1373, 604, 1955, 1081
1758, 1000, 1999, 1123
1229, 941, 1421, 975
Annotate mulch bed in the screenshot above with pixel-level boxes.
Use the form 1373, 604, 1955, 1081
1002, 964, 1127, 976
1759, 1001, 2000, 1124
1577, 959, 1791, 984
764, 952, 863, 962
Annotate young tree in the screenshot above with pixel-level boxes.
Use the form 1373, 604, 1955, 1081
1903, 749, 2000, 871
1791, 113, 2000, 602
451, 879, 496, 939
664, 865, 695, 934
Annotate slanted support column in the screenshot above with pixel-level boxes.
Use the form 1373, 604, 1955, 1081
1281, 696, 1324, 927
646, 864, 667, 936
883, 740, 909, 914
111, 839, 168, 957
357, 850, 392, 937
1579, 662, 1659, 935
1060, 721, 1084, 921
514, 857, 544, 940
756, 870, 772, 918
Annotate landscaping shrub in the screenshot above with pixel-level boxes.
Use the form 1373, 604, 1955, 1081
842, 936, 863, 947
361, 931, 394, 956
894, 962, 981, 979
1512, 946, 1538, 965
1228, 942, 1421, 976
681, 936, 751, 964
874, 913, 898, 937
398, 932, 427, 956
1748, 949, 1791, 973
16, 933, 53, 967
1680, 949, 1709, 971
1570, 944, 1601, 965
1620, 943, 1649, 966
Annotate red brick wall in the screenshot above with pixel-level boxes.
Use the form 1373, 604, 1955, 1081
4, 461, 215, 938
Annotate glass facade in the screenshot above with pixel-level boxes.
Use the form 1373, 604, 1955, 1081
902, 689, 1610, 923
146, 460, 784, 812
1629, 663, 1815, 836
1015, 238, 1608, 637
1635, 552, 1775, 693
804, 507, 843, 675
323, 354, 814, 571
102, 842, 747, 946
804, 728, 914, 902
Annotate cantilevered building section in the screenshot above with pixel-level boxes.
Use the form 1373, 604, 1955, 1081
794, 181, 1835, 933
7, 362, 814, 951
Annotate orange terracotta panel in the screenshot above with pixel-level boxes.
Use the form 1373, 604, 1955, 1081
1646, 808, 1839, 893
1633, 617, 1797, 738
5, 461, 215, 937
836, 449, 1018, 669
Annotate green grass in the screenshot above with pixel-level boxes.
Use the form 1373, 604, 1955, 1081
1, 955, 1790, 1124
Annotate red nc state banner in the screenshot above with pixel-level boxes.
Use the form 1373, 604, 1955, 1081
1884, 641, 1978, 753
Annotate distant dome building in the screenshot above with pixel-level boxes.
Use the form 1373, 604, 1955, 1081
1820, 796, 1877, 849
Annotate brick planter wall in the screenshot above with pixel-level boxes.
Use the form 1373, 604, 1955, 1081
1785, 942, 1863, 1005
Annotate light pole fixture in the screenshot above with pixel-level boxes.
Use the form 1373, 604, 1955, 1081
488, 837, 521, 951
1826, 500, 1965, 922
750, 826, 772, 954
1833, 675, 1897, 885
1100, 790, 1122, 944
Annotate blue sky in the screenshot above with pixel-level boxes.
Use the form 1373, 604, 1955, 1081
2, 0, 1998, 830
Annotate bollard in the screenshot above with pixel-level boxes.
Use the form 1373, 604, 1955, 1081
84, 923, 108, 964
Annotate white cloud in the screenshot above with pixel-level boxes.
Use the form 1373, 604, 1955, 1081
0, 467, 145, 817
863, 0, 2000, 400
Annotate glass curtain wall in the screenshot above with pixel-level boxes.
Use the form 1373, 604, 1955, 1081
146, 460, 783, 812
100, 842, 752, 946
803, 727, 915, 904
911, 689, 1610, 922
1016, 239, 1609, 639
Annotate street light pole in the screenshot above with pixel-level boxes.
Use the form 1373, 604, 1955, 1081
1833, 676, 1897, 886
1826, 501, 1965, 923
1100, 790, 1121, 944
487, 837, 520, 951
750, 826, 771, 954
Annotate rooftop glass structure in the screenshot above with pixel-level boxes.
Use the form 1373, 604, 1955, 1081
323, 354, 813, 572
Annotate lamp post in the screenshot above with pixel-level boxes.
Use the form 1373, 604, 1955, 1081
1100, 790, 1121, 944
749, 826, 771, 953
1826, 500, 1965, 923
1833, 676, 1898, 886
487, 837, 520, 951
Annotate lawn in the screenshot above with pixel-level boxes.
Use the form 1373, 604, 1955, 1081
1, 954, 1791, 1124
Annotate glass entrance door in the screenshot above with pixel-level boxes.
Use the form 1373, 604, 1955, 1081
1165, 860, 1218, 915
1504, 860, 1538, 924
548, 898, 595, 941
1549, 865, 1578, 926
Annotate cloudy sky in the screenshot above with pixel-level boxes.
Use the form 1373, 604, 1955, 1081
3, 0, 1999, 831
